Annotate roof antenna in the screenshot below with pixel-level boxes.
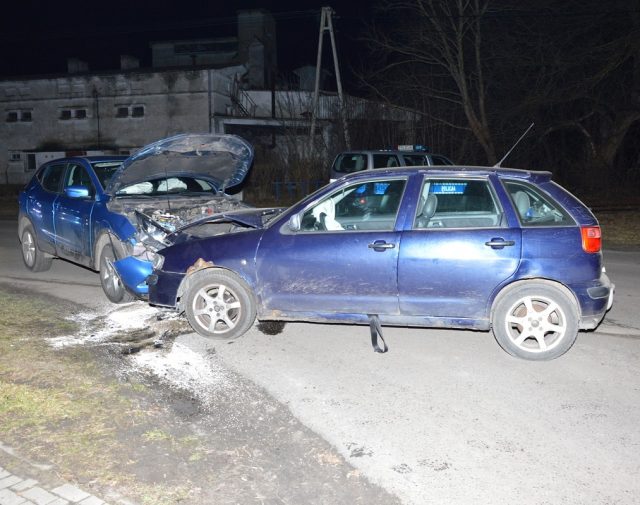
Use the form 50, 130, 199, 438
494, 123, 534, 168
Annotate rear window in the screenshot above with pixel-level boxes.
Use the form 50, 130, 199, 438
503, 180, 574, 226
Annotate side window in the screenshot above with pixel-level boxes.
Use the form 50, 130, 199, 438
503, 181, 574, 226
334, 154, 366, 174
430, 155, 453, 166
64, 163, 95, 197
39, 164, 66, 193
402, 154, 426, 166
300, 178, 407, 232
414, 178, 502, 229
372, 154, 400, 168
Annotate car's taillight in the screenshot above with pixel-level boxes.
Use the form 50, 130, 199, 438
581, 226, 601, 253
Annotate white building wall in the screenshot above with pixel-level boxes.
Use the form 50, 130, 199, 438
0, 65, 245, 184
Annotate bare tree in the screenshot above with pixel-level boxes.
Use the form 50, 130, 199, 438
358, 0, 498, 163
495, 0, 640, 189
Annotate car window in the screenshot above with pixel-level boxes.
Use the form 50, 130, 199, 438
402, 154, 427, 166
503, 180, 574, 226
91, 161, 122, 190
39, 163, 66, 193
333, 153, 367, 174
430, 155, 453, 166
414, 178, 503, 229
64, 163, 95, 197
372, 154, 400, 168
300, 178, 407, 232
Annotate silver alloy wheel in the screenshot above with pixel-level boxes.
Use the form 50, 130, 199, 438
191, 283, 242, 335
101, 256, 120, 298
503, 294, 567, 353
21, 229, 36, 267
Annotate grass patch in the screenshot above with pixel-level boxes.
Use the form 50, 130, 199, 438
0, 286, 206, 504
596, 210, 640, 248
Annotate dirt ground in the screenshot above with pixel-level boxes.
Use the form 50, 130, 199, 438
0, 284, 401, 505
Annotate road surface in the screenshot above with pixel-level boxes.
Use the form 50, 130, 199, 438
2, 218, 639, 505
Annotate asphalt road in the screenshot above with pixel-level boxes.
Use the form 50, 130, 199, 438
1, 218, 639, 505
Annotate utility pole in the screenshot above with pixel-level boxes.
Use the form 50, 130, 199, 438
310, 7, 351, 149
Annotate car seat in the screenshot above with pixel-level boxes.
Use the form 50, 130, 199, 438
415, 193, 438, 228
513, 191, 531, 220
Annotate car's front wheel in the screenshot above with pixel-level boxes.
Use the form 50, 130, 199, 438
184, 269, 256, 339
491, 281, 579, 360
20, 223, 53, 272
99, 243, 133, 304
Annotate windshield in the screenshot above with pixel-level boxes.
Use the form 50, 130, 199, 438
115, 176, 218, 197
91, 161, 123, 190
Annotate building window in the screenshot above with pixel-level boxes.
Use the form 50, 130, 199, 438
116, 106, 129, 118
131, 105, 145, 117
116, 105, 146, 118
6, 110, 33, 122
9, 151, 22, 161
59, 107, 88, 121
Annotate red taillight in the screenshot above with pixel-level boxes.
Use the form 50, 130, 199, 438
581, 226, 601, 253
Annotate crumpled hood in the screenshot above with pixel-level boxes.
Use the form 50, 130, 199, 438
105, 133, 254, 195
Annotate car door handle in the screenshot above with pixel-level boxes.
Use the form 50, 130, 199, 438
368, 240, 395, 251
485, 238, 515, 249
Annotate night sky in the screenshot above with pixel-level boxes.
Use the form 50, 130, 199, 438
0, 0, 372, 83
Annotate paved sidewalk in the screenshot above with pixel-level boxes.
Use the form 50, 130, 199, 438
0, 466, 112, 505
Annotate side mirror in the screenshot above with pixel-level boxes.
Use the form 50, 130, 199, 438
288, 213, 301, 232
65, 185, 90, 199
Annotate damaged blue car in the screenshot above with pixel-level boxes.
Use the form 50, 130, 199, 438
145, 166, 614, 361
18, 133, 253, 302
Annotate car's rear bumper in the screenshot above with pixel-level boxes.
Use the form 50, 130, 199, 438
578, 273, 614, 330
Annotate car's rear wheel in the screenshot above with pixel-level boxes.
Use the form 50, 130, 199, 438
184, 269, 256, 339
99, 242, 133, 303
491, 281, 579, 360
20, 224, 53, 272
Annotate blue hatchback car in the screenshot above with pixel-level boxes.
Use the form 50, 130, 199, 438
145, 166, 614, 360
18, 134, 253, 302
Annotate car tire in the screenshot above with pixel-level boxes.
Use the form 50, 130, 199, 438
99, 242, 134, 304
20, 223, 53, 272
184, 269, 256, 339
491, 281, 579, 361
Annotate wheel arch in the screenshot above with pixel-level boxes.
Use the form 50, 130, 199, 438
93, 229, 132, 271
18, 214, 34, 240
489, 278, 581, 324
176, 265, 257, 311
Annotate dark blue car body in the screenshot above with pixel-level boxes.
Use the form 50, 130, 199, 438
148, 166, 613, 360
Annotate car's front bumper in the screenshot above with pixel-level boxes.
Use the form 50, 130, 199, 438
147, 270, 185, 308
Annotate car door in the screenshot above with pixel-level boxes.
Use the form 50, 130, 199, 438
398, 175, 521, 318
256, 177, 408, 315
54, 161, 97, 265
25, 162, 67, 255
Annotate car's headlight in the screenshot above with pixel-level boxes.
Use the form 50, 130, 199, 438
152, 253, 165, 271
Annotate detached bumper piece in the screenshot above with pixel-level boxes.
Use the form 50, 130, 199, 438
368, 314, 389, 353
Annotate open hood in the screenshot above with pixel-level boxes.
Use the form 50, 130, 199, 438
105, 133, 254, 195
